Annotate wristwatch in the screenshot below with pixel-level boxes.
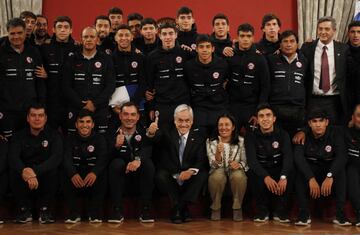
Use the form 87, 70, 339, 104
326, 172, 333, 178
280, 175, 287, 180
134, 156, 141, 161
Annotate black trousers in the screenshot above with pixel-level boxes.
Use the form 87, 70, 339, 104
66, 107, 109, 134
295, 162, 346, 212
193, 107, 228, 138
47, 104, 67, 133
62, 169, 107, 214
271, 104, 305, 138
347, 160, 360, 211
229, 103, 256, 131
155, 168, 207, 206
108, 157, 155, 208
0, 111, 26, 138
247, 166, 293, 215
10, 169, 58, 209
307, 95, 344, 125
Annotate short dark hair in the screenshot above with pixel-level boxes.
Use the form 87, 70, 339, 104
212, 13, 229, 26
116, 24, 132, 32
211, 114, 239, 145
279, 30, 298, 43
127, 13, 143, 22
307, 109, 328, 121
196, 34, 212, 46
20, 11, 36, 20
158, 22, 177, 33
27, 102, 46, 115
94, 15, 110, 26
256, 103, 276, 116
237, 23, 254, 35
177, 6, 193, 17
36, 14, 48, 23
141, 17, 157, 29
261, 13, 281, 29
108, 7, 123, 16
120, 102, 139, 113
348, 21, 360, 30
77, 109, 94, 120
53, 16, 72, 28
6, 17, 26, 31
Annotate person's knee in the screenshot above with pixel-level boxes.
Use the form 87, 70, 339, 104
139, 158, 155, 175
209, 170, 226, 185
109, 158, 126, 173
230, 170, 247, 184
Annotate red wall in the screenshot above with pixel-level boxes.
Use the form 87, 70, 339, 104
42, 0, 297, 41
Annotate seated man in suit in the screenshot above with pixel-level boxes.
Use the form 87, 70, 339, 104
147, 104, 207, 224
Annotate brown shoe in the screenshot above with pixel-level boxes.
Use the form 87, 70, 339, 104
233, 209, 243, 221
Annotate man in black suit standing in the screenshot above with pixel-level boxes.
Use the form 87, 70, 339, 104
147, 104, 207, 224
301, 16, 351, 125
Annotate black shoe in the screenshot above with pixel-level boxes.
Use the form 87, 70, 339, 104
333, 210, 351, 226
39, 207, 55, 224
89, 210, 102, 223
65, 211, 81, 224
273, 210, 290, 223
14, 207, 32, 224
171, 207, 183, 224
139, 206, 154, 223
108, 207, 124, 224
295, 209, 311, 226
253, 207, 269, 222
181, 205, 192, 222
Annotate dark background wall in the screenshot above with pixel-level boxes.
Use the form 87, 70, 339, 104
43, 0, 297, 41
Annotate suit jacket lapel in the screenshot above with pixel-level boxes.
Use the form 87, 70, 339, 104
310, 39, 318, 85
171, 128, 180, 164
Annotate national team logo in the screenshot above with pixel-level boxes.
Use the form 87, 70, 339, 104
272, 141, 279, 149
0, 112, 3, 120
87, 145, 95, 152
191, 44, 197, 50
105, 49, 112, 55
248, 62, 255, 70
325, 145, 332, 152
135, 134, 142, 142
296, 61, 302, 68
131, 61, 138, 68
42, 140, 49, 148
95, 61, 102, 68
68, 112, 73, 119
176, 56, 182, 63
26, 57, 33, 63
213, 72, 220, 79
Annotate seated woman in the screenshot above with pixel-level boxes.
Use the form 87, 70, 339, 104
207, 114, 248, 221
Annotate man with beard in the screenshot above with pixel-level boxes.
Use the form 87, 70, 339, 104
95, 15, 116, 55
31, 15, 50, 46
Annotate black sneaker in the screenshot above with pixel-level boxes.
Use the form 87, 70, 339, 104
39, 207, 55, 224
14, 207, 32, 224
295, 209, 311, 226
253, 208, 269, 222
108, 207, 124, 224
139, 206, 154, 223
356, 210, 360, 227
273, 213, 290, 223
65, 212, 81, 224
333, 210, 351, 226
181, 205, 192, 222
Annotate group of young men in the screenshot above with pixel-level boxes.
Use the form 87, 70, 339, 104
0, 5, 360, 227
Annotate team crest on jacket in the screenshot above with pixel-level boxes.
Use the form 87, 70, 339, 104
95, 61, 102, 68
176, 56, 182, 63
213, 72, 220, 79
42, 140, 49, 148
26, 57, 33, 63
325, 145, 332, 152
135, 134, 142, 142
247, 63, 255, 70
191, 44, 196, 50
87, 145, 95, 152
272, 141, 279, 149
131, 61, 138, 68
296, 61, 302, 68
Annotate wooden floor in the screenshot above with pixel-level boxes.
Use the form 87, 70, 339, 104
0, 219, 359, 235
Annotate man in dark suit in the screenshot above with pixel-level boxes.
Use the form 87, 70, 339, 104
301, 16, 351, 125
147, 104, 207, 224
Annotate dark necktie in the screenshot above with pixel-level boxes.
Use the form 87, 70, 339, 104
179, 135, 185, 165
320, 45, 330, 93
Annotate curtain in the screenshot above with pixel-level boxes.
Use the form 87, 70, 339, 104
297, 0, 357, 45
0, 0, 42, 37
